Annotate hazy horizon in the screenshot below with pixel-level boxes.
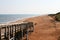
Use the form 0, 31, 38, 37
0, 0, 60, 14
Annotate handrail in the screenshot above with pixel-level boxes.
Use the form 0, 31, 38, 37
0, 22, 34, 40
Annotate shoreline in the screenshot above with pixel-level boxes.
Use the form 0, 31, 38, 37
0, 16, 34, 24
0, 14, 49, 25
0, 15, 39, 25
0, 14, 48, 24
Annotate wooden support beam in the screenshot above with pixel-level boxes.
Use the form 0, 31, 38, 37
31, 22, 34, 32
12, 26, 15, 40
26, 24, 29, 40
18, 25, 20, 32
15, 25, 17, 40
10, 26, 12, 38
20, 25, 21, 31
16, 25, 18, 32
30, 24, 34, 32
21, 27, 23, 40
7, 26, 10, 40
12, 26, 13, 37
20, 25, 24, 40
4, 26, 8, 40
29, 22, 34, 32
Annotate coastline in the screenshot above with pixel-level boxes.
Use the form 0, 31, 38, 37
0, 15, 37, 25
1, 15, 60, 40
10, 15, 48, 23
0, 14, 48, 24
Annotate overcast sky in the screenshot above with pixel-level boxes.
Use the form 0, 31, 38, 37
0, 0, 60, 14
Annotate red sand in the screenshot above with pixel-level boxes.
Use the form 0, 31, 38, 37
24, 15, 60, 40
10, 15, 60, 40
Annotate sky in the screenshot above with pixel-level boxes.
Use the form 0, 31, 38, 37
0, 0, 60, 15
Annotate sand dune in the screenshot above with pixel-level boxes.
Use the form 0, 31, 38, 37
1, 15, 60, 40
22, 15, 60, 40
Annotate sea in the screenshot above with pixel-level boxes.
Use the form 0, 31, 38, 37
0, 14, 40, 24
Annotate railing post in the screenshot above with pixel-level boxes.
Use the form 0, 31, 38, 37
0, 26, 1, 40
29, 22, 34, 32
31, 22, 34, 32
21, 25, 23, 40
12, 26, 13, 37
10, 26, 12, 38
26, 24, 29, 40
20, 25, 21, 31
18, 24, 20, 32
15, 25, 16, 40
32, 23, 34, 31
12, 25, 15, 40
5, 26, 8, 40
7, 26, 10, 40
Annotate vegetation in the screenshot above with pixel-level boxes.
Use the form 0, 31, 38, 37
48, 14, 56, 16
55, 12, 60, 21
48, 12, 60, 21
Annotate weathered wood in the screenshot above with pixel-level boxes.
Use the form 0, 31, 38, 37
4, 26, 7, 40
15, 25, 17, 40
26, 24, 29, 40
0, 27, 1, 40
7, 26, 10, 40
0, 22, 34, 40
12, 26, 13, 37
10, 26, 11, 34
20, 28, 23, 40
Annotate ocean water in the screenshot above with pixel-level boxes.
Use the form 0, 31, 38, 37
0, 14, 39, 24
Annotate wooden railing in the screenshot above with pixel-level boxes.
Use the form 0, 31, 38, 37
0, 22, 34, 40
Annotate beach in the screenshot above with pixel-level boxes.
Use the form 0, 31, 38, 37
20, 15, 60, 40
0, 15, 60, 40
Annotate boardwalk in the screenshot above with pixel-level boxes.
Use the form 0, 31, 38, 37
0, 22, 34, 40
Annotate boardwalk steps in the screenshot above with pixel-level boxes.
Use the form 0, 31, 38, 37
0, 22, 34, 40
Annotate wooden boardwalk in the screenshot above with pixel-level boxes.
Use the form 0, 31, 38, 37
0, 22, 34, 40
